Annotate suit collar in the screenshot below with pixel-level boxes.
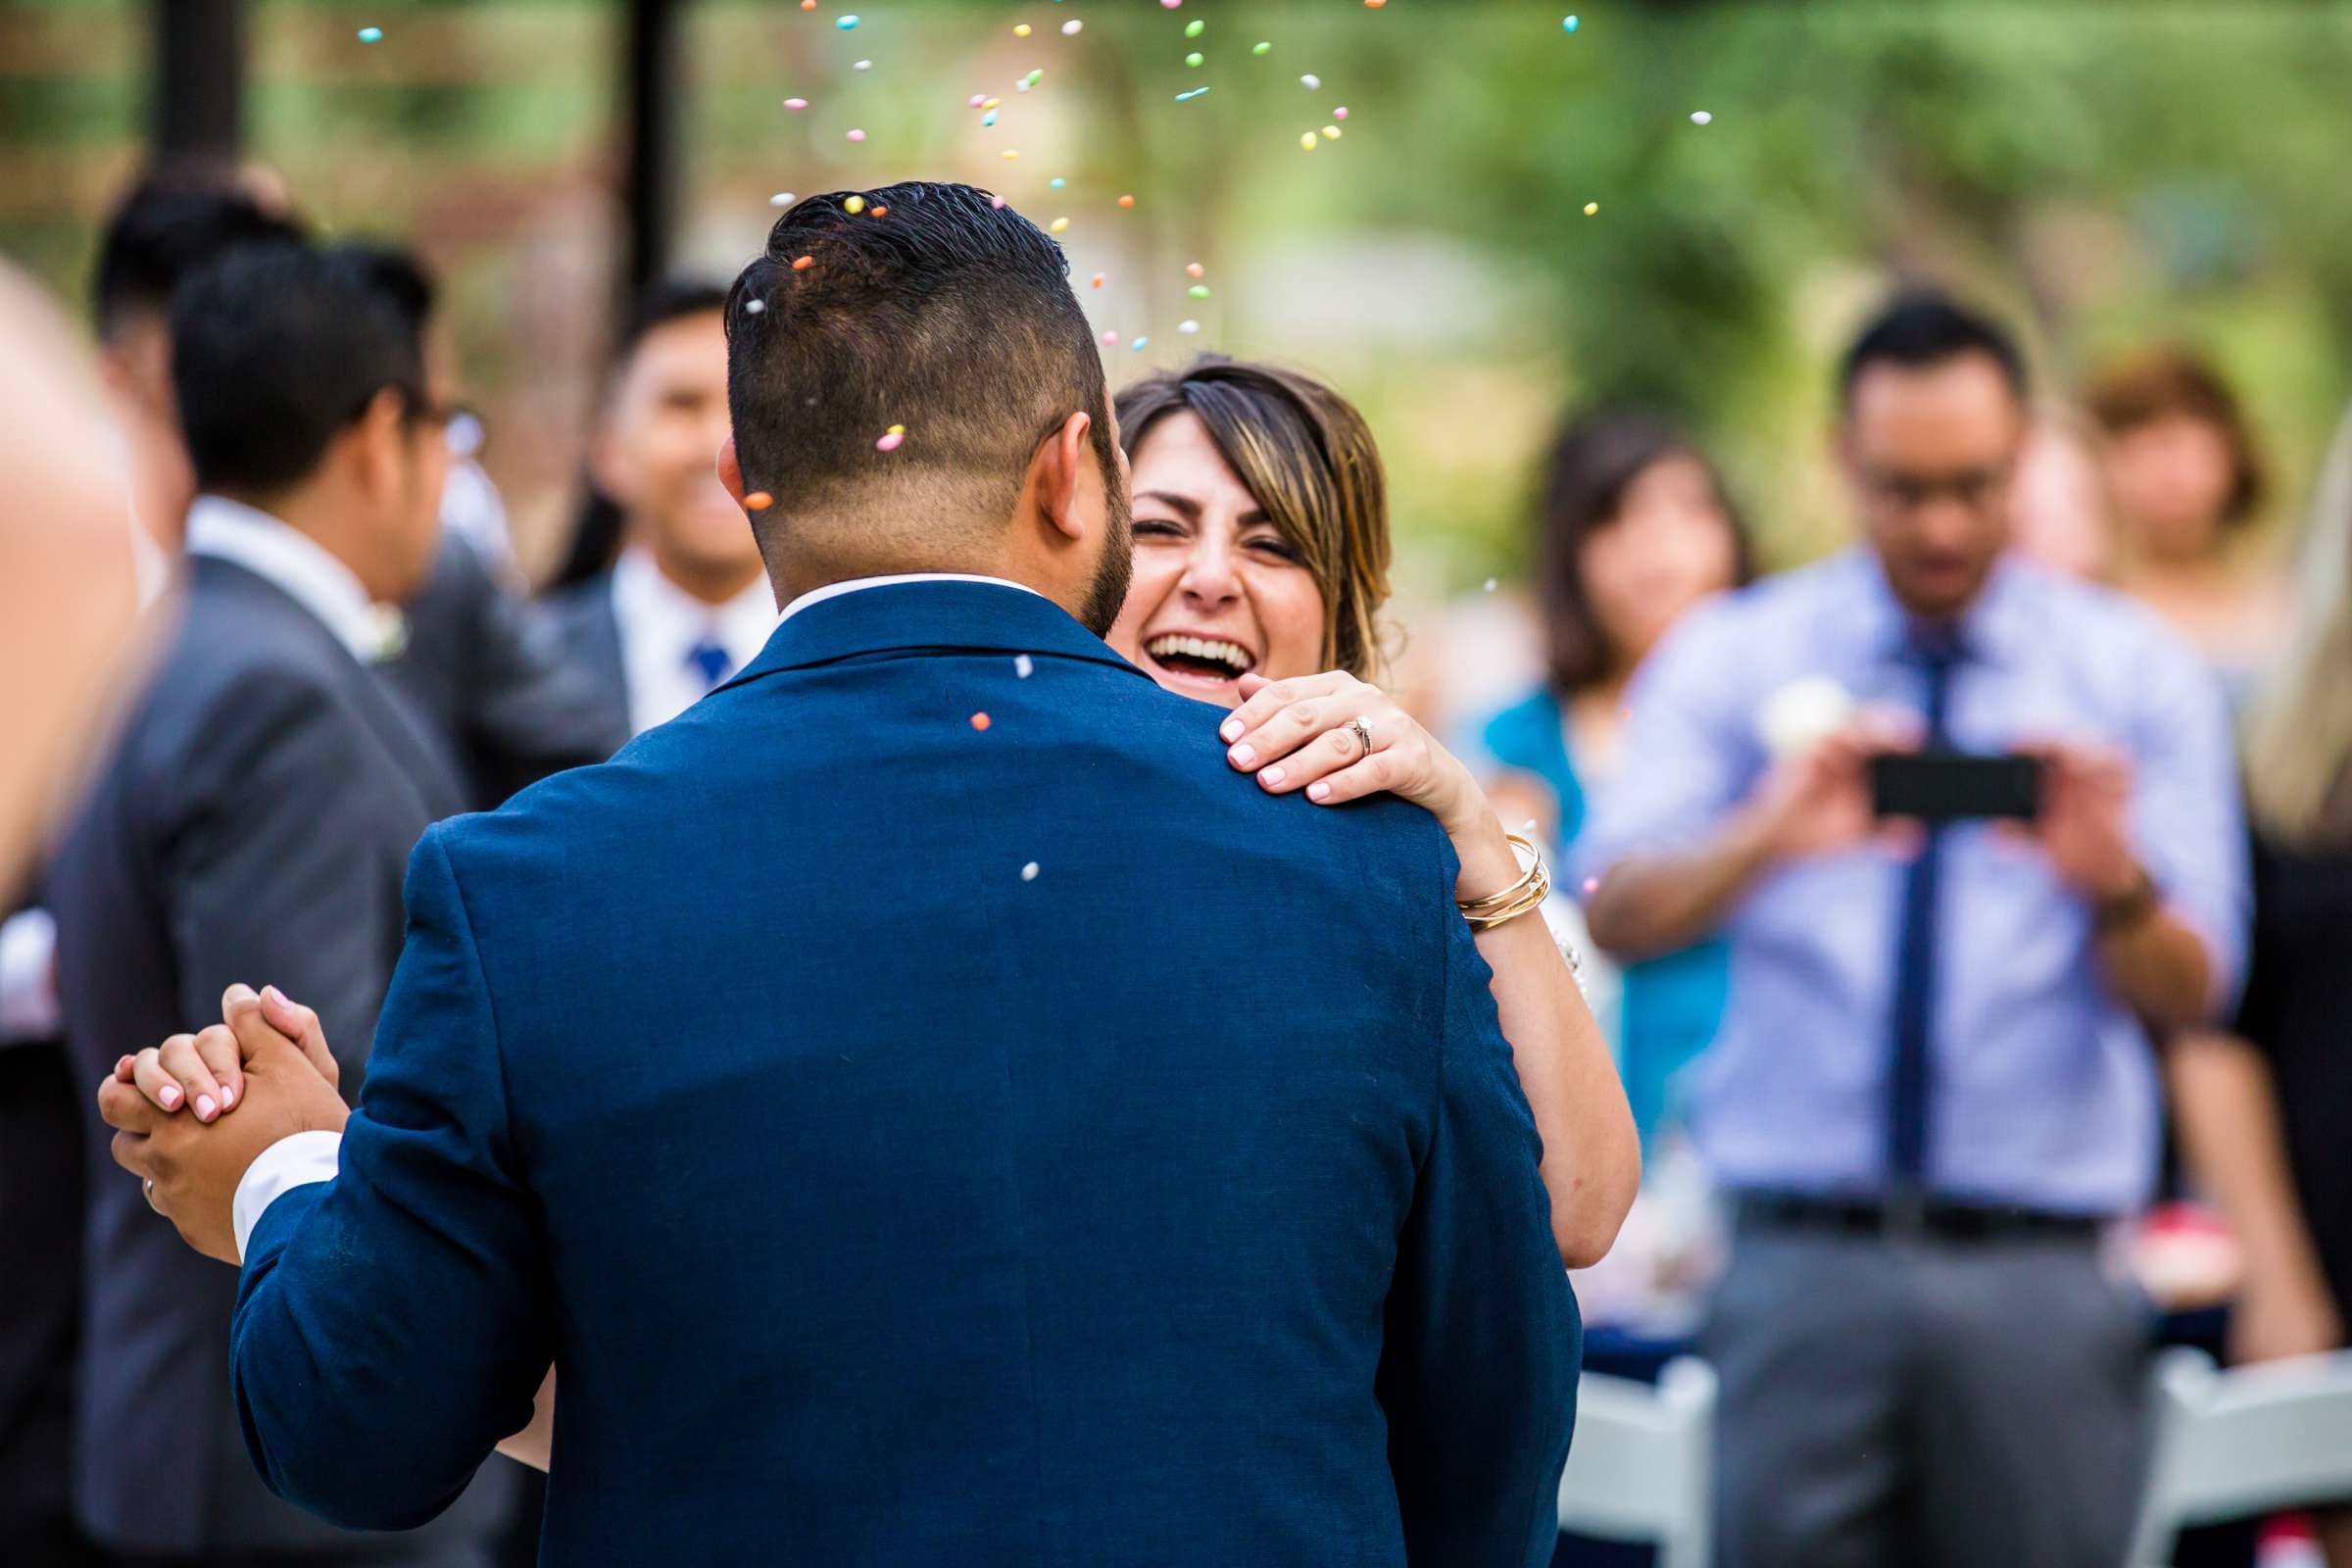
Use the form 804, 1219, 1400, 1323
729, 578, 1152, 685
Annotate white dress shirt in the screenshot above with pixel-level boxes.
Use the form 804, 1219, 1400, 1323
226, 571, 1048, 1260
610, 548, 782, 735
183, 495, 406, 663
0, 907, 60, 1043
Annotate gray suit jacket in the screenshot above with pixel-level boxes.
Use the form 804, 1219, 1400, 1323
48, 556, 513, 1556
540, 570, 631, 741
385, 532, 627, 808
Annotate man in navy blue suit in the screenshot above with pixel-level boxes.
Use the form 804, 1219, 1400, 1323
101, 181, 1580, 1566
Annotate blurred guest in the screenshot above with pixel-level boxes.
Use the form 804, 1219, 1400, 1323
0, 264, 138, 1567
1580, 291, 2246, 1567
2170, 417, 2352, 1565
47, 244, 510, 1566
2010, 409, 2120, 583
1470, 411, 1753, 1152
2090, 346, 2289, 687
546, 279, 775, 737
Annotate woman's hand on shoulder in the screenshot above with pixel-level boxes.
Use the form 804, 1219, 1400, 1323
1217, 671, 1482, 834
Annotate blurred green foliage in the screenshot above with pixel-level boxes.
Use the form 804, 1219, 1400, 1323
4, 0, 2350, 587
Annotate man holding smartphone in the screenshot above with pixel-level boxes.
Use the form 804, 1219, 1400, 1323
1580, 291, 2246, 1568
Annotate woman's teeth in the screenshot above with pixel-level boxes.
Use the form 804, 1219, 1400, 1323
1146, 634, 1253, 678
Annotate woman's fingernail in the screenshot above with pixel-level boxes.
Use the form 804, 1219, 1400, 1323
1261, 765, 1287, 787
159, 1085, 182, 1109
1219, 719, 1242, 742
1308, 781, 1332, 802
263, 985, 285, 1006
195, 1095, 217, 1120
1230, 744, 1256, 766
220, 1086, 235, 1109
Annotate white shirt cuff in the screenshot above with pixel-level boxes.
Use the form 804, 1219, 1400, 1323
232, 1130, 344, 1262
0, 907, 62, 1042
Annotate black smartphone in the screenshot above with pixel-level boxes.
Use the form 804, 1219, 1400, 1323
1868, 751, 2043, 822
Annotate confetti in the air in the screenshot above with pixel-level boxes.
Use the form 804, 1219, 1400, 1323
844, 194, 865, 213
1090, 271, 1105, 287
768, 191, 797, 207
846, 127, 866, 142
1062, 19, 1082, 35
836, 13, 858, 28
1186, 262, 1205, 277
1013, 23, 1031, 37
969, 93, 986, 107
1014, 655, 1034, 678
854, 58, 871, 71
1175, 86, 1209, 102
1484, 577, 1499, 592
1050, 176, 1066, 188
1049, 217, 1070, 233
982, 95, 1002, 108
1584, 202, 1599, 216
1188, 283, 1210, 299
971, 712, 992, 731
1022, 861, 1041, 881
1691, 110, 1713, 124
1300, 132, 1318, 151
357, 25, 382, 43
744, 492, 774, 511
982, 109, 998, 125
1583, 877, 1599, 895
1564, 14, 1580, 31
1100, 330, 1119, 346
1178, 318, 1200, 334
1185, 52, 1203, 68
1117, 193, 1136, 208
1025, 69, 1044, 85
1322, 125, 1342, 140
1333, 106, 1348, 120
1252, 41, 1271, 56
1003, 148, 1019, 159
1185, 19, 1205, 38
783, 97, 808, 110
1301, 74, 1321, 89
1132, 337, 1150, 350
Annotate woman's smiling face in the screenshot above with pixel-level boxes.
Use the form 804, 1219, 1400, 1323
1106, 410, 1327, 709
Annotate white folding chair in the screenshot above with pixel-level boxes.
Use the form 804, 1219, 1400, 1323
2129, 1347, 2352, 1567
1555, 1356, 1717, 1568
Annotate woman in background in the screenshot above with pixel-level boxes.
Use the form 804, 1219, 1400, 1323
1470, 411, 1755, 1151
2171, 417, 2352, 1567
2089, 346, 2288, 688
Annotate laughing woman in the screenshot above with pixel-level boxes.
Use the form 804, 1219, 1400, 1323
1105, 357, 1639, 1269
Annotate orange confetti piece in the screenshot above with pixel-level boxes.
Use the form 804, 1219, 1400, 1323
1117, 194, 1135, 209
870, 205, 888, 217
1186, 262, 1205, 278
743, 491, 773, 511
792, 255, 814, 270
970, 712, 992, 731
1091, 272, 1105, 288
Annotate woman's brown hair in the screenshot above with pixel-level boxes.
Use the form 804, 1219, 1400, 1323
1113, 357, 1390, 678
1535, 409, 1755, 696
2085, 346, 2267, 528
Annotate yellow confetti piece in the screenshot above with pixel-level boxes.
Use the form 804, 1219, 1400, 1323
1049, 217, 1069, 233
1584, 202, 1599, 216
844, 194, 865, 214
1013, 23, 1030, 37
1300, 131, 1318, 151
1003, 148, 1019, 160
1321, 124, 1342, 139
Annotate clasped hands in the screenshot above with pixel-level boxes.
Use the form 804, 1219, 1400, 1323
95, 983, 349, 1263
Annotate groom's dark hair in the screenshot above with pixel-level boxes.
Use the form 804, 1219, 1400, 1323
724, 181, 1118, 553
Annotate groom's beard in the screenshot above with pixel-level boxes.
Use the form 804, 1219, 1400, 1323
1075, 469, 1134, 638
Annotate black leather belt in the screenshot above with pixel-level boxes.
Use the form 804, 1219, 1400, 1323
1737, 1192, 2105, 1244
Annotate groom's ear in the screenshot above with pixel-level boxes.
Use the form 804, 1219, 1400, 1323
1028, 411, 1096, 544
716, 435, 748, 508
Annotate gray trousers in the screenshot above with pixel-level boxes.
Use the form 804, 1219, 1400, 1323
1702, 1223, 2150, 1568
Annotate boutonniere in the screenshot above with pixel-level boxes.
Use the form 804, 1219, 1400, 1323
367, 605, 410, 664
1755, 674, 1855, 759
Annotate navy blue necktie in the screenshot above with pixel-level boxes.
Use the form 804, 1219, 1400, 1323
685, 636, 732, 693
1886, 632, 1960, 1192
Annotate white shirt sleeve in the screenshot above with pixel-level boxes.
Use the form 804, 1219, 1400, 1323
0, 907, 62, 1043
232, 1130, 344, 1262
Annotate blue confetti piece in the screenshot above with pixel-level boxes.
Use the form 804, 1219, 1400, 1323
1050, 177, 1066, 189
357, 24, 382, 42
1132, 337, 1150, 351
837, 14, 858, 29
1175, 86, 1211, 102
1564, 15, 1580, 30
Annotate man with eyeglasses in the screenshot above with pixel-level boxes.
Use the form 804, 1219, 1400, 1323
1578, 291, 2247, 1567
46, 242, 514, 1567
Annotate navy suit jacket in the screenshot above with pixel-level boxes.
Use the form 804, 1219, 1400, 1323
233, 580, 1581, 1565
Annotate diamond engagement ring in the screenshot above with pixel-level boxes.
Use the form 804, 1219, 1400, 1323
1344, 715, 1375, 759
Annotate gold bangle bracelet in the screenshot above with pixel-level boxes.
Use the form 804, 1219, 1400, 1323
1459, 832, 1550, 930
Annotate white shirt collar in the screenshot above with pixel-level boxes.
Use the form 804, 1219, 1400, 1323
612, 548, 780, 663
776, 572, 1045, 623
182, 495, 404, 662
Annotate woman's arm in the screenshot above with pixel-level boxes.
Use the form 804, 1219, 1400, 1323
496, 1366, 558, 1472
1217, 673, 1642, 1269
2166, 1031, 2342, 1363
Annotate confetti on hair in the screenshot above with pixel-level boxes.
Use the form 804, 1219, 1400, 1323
357, 25, 382, 42
745, 299, 765, 315
843, 194, 865, 213
744, 492, 774, 511
971, 712, 992, 730
876, 426, 906, 452
870, 204, 887, 217
1014, 655, 1034, 678
991, 194, 1006, 208
792, 254, 815, 270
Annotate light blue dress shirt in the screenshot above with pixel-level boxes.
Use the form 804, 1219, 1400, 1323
1574, 549, 2248, 1215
